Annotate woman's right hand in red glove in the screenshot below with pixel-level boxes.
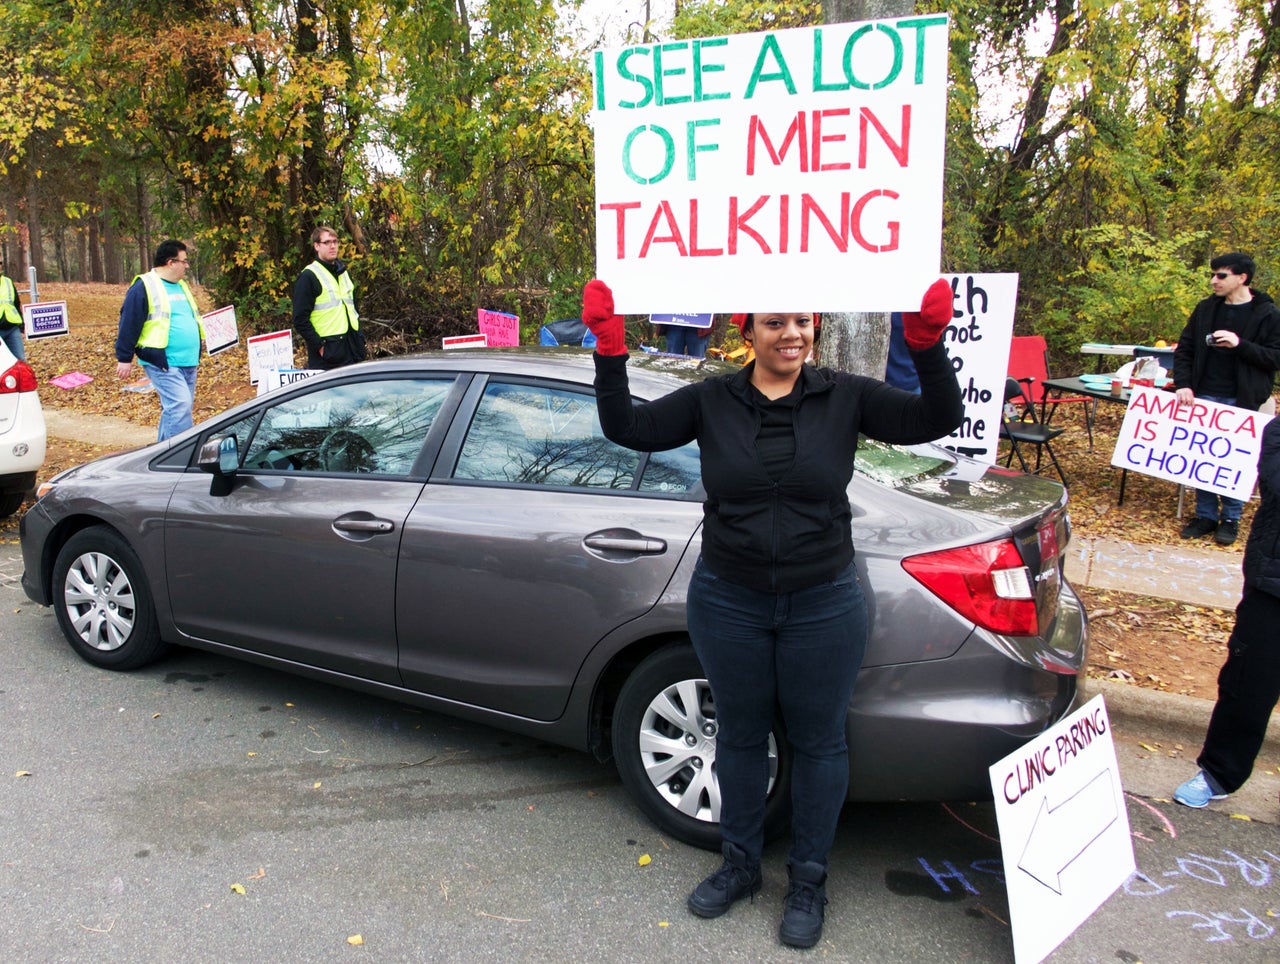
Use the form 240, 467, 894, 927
582, 280, 627, 356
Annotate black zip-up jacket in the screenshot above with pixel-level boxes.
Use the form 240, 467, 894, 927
1173, 289, 1280, 411
593, 343, 963, 593
1244, 416, 1280, 599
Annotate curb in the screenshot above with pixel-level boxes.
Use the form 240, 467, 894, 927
1084, 677, 1280, 754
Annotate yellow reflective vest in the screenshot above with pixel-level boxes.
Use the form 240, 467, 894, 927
0, 275, 20, 328
305, 261, 359, 337
133, 271, 205, 349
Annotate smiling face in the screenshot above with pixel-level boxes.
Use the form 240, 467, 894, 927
743, 312, 815, 389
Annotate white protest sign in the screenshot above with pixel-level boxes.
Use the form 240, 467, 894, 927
23, 300, 69, 339
257, 368, 322, 396
591, 16, 950, 313
1111, 388, 1271, 501
938, 273, 1016, 463
202, 305, 238, 355
246, 329, 295, 385
443, 333, 488, 350
989, 695, 1134, 963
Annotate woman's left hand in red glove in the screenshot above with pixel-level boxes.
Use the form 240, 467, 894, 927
902, 278, 955, 350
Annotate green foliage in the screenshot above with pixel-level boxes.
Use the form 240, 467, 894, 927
1038, 226, 1210, 355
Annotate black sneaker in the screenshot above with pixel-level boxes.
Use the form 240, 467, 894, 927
779, 860, 828, 948
1215, 520, 1239, 545
687, 843, 762, 919
1180, 517, 1217, 539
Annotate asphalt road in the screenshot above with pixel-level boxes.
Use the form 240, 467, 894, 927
2, 542, 1277, 962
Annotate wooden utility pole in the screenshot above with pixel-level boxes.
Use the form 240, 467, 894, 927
817, 0, 912, 376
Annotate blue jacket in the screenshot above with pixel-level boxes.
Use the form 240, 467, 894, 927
594, 344, 963, 593
1244, 416, 1280, 598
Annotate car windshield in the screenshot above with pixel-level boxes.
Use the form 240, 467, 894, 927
854, 437, 956, 486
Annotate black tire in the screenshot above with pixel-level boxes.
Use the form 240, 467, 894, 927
52, 526, 166, 670
612, 644, 792, 851
0, 490, 24, 519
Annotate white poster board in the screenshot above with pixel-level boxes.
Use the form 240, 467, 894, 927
202, 305, 239, 355
591, 16, 950, 313
1111, 388, 1271, 501
989, 695, 1134, 963
246, 329, 295, 386
257, 368, 322, 396
938, 273, 1017, 463
23, 300, 69, 339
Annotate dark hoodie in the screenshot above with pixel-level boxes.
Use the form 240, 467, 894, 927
1173, 288, 1280, 411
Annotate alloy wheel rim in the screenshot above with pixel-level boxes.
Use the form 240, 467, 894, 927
637, 677, 778, 824
63, 551, 136, 652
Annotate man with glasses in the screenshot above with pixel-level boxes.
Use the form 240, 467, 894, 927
114, 239, 205, 441
1173, 252, 1280, 545
292, 225, 366, 370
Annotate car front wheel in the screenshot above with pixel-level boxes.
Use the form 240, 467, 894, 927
612, 644, 791, 851
52, 526, 166, 670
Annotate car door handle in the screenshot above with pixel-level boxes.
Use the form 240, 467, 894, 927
333, 517, 395, 534
583, 534, 667, 554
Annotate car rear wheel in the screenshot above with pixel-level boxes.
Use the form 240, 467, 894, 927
612, 644, 791, 851
52, 526, 166, 670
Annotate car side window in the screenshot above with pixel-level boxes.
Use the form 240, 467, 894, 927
455, 382, 643, 489
638, 442, 701, 495
237, 378, 452, 475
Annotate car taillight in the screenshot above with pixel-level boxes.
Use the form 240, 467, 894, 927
902, 538, 1039, 636
0, 360, 38, 394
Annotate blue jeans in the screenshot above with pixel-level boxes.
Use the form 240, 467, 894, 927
142, 363, 199, 441
686, 560, 867, 868
1194, 394, 1243, 523
664, 327, 710, 358
0, 325, 24, 361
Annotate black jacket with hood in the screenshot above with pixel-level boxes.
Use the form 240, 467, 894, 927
1244, 416, 1280, 599
1173, 289, 1280, 411
593, 343, 963, 593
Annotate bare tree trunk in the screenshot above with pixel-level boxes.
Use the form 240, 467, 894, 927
135, 171, 151, 271
816, 0, 911, 376
26, 169, 45, 279
4, 185, 26, 279
88, 212, 103, 283
75, 225, 88, 282
103, 207, 122, 284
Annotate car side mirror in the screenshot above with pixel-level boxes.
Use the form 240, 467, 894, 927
198, 435, 239, 476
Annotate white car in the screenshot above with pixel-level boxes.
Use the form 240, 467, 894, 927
0, 339, 46, 518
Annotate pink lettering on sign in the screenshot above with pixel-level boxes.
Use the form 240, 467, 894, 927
478, 309, 520, 347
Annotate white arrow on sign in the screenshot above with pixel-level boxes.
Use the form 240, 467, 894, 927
1017, 769, 1119, 895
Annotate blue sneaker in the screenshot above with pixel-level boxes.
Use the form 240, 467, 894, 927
1174, 771, 1228, 808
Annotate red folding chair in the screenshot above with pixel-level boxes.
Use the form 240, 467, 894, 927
1007, 335, 1096, 448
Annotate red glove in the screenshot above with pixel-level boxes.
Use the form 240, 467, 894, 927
902, 278, 954, 350
582, 280, 627, 356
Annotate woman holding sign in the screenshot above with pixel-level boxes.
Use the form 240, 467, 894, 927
583, 279, 962, 948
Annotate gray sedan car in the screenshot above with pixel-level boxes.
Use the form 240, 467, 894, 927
20, 350, 1087, 849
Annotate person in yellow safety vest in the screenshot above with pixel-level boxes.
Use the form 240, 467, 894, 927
292, 225, 366, 370
114, 239, 206, 442
0, 264, 24, 361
